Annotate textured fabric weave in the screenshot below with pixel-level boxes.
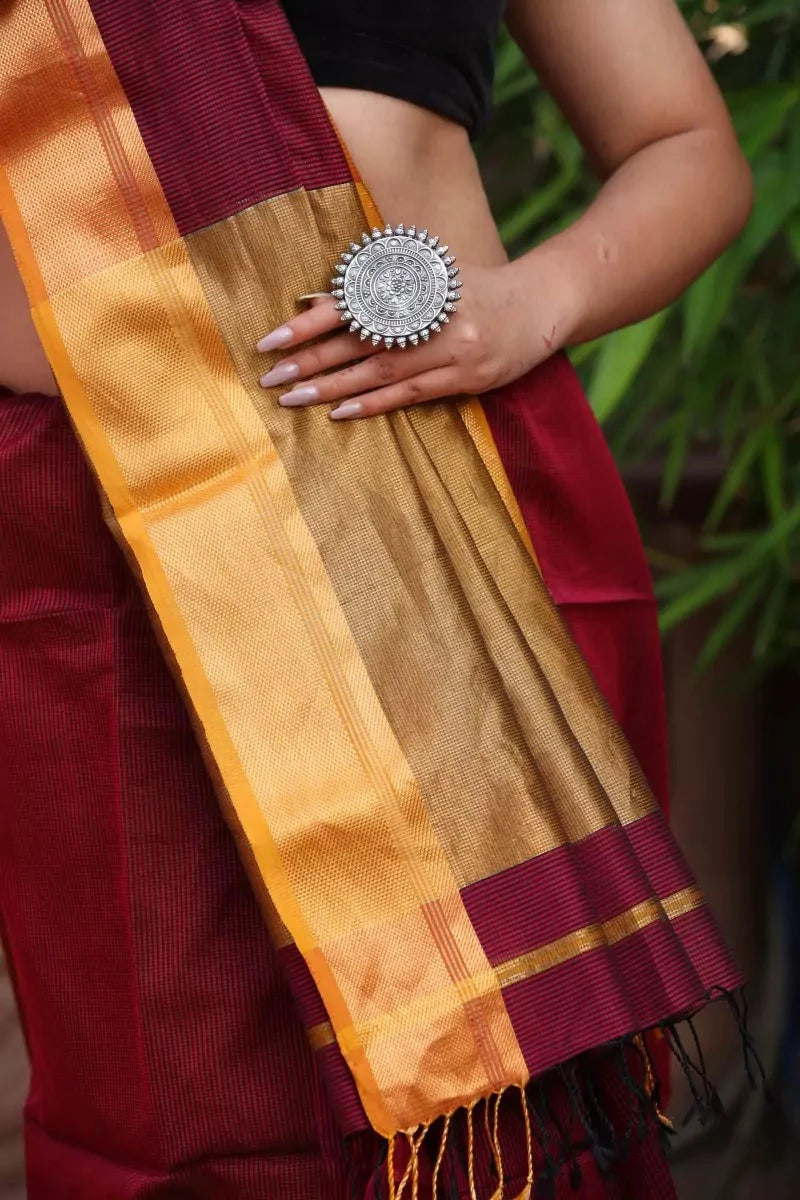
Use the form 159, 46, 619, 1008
0, 390, 679, 1197
0, 0, 735, 1180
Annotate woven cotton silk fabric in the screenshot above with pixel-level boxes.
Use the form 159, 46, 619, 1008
0, 0, 740, 1147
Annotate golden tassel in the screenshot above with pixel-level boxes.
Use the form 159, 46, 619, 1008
511, 1086, 534, 1200
430, 1112, 451, 1200
489, 1090, 506, 1199
411, 1131, 420, 1200
388, 1134, 397, 1200
395, 1132, 416, 1200
467, 1101, 479, 1200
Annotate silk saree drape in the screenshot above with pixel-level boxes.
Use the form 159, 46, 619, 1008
0, 0, 741, 1181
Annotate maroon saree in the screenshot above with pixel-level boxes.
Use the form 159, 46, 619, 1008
0, 380, 682, 1198
0, 1, 745, 1196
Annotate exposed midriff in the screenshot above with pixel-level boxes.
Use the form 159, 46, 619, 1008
0, 88, 508, 395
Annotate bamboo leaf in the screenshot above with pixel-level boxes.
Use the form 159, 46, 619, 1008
587, 311, 670, 423
659, 562, 747, 632
568, 337, 603, 368
702, 531, 761, 552
787, 213, 800, 264
498, 159, 582, 243
660, 406, 692, 510
682, 154, 800, 359
704, 427, 765, 531
760, 424, 786, 525
494, 36, 529, 94
658, 504, 800, 630
726, 84, 800, 160
754, 575, 790, 659
697, 571, 769, 670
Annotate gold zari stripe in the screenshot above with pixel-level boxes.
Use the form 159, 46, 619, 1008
306, 886, 704, 1053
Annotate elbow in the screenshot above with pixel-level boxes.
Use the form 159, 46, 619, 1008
727, 145, 754, 241
684, 125, 754, 259
715, 136, 754, 247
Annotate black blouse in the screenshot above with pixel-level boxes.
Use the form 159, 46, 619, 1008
282, 1, 506, 139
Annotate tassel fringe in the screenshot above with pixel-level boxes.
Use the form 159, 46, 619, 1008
375, 986, 764, 1199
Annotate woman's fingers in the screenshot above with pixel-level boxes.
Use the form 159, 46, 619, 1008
329, 367, 462, 420
259, 331, 381, 390
256, 296, 340, 353
276, 337, 452, 408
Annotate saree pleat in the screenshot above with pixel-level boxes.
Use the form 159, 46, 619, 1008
1, 0, 737, 1177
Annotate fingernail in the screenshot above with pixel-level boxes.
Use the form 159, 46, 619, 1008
330, 401, 363, 421
279, 385, 319, 407
259, 362, 300, 388
257, 326, 293, 352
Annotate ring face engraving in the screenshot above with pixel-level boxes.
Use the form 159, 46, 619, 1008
330, 225, 461, 349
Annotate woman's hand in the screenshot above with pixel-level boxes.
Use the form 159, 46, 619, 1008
256, 260, 577, 420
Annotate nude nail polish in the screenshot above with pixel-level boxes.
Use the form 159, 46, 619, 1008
330, 401, 363, 421
259, 362, 300, 388
256, 326, 293, 352
278, 385, 319, 407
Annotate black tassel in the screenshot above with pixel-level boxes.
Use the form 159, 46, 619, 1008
569, 1155, 583, 1190
529, 1080, 560, 1182
445, 1109, 466, 1199
611, 1041, 643, 1145
664, 1023, 724, 1128
565, 1060, 617, 1175
534, 1163, 557, 1200
581, 1060, 622, 1174
370, 1137, 388, 1200
348, 985, 765, 1199
722, 986, 769, 1094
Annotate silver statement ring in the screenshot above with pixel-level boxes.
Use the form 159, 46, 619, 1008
330, 224, 461, 349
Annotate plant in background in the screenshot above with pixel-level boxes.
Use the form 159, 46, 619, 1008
483, 0, 800, 671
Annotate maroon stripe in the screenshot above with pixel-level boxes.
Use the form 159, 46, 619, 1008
627, 816, 697, 900
278, 944, 329, 1029
87, 0, 350, 235
502, 907, 742, 1079
461, 812, 695, 967
670, 906, 742, 994
299, 905, 740, 1132
315, 1044, 367, 1137
45, 0, 160, 253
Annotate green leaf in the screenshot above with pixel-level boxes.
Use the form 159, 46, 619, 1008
660, 406, 692, 510
738, 0, 800, 29
498, 159, 582, 243
609, 365, 677, 460
493, 36, 529, 93
726, 84, 800, 160
787, 213, 800, 263
754, 575, 790, 659
697, 570, 769, 671
704, 427, 765, 531
760, 424, 786, 525
587, 311, 670, 423
658, 559, 747, 632
658, 504, 800, 631
568, 337, 603, 368
682, 154, 800, 359
701, 531, 760, 552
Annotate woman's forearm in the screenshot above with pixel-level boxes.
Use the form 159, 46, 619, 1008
511, 126, 753, 350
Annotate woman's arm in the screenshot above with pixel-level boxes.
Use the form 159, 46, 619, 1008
505, 0, 753, 344
257, 0, 752, 418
